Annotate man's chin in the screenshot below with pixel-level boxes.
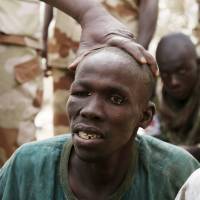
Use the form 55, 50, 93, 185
167, 90, 188, 101
74, 146, 109, 163
172, 93, 189, 101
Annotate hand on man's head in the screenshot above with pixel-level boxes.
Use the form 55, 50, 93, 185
68, 11, 158, 77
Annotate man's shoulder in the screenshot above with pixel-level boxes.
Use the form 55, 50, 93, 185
1, 134, 72, 173
15, 134, 72, 159
20, 134, 71, 149
0, 134, 72, 199
136, 134, 200, 179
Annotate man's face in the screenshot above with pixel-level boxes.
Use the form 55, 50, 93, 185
159, 56, 198, 100
67, 51, 146, 161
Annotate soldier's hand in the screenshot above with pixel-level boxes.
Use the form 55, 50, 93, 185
69, 13, 158, 76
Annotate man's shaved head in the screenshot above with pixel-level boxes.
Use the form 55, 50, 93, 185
156, 33, 197, 66
156, 33, 198, 100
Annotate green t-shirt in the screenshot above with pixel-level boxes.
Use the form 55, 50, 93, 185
0, 134, 199, 200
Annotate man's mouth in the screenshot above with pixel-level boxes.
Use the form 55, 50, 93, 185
72, 123, 104, 141
78, 131, 102, 140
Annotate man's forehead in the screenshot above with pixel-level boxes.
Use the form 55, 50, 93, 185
159, 58, 183, 71
157, 34, 196, 66
72, 78, 132, 95
158, 54, 197, 73
75, 58, 144, 91
76, 47, 141, 77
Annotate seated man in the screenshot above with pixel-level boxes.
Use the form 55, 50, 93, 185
0, 47, 199, 199
155, 33, 200, 160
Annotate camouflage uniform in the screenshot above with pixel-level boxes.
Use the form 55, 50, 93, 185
0, 0, 43, 165
47, 0, 139, 135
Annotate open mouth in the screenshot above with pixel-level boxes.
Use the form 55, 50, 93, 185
78, 131, 102, 140
73, 123, 104, 142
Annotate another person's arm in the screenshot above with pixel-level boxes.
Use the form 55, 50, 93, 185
137, 0, 158, 49
41, 0, 158, 75
175, 168, 200, 200
42, 4, 53, 59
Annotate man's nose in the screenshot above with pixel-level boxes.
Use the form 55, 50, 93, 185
80, 95, 104, 120
170, 75, 180, 87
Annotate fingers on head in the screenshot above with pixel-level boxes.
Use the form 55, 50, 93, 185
139, 47, 159, 77
108, 36, 158, 77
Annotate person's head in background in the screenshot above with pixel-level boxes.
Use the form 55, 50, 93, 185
66, 46, 155, 161
156, 33, 199, 102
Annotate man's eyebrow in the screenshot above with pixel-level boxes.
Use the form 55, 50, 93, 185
104, 85, 130, 96
71, 80, 91, 88
74, 80, 131, 96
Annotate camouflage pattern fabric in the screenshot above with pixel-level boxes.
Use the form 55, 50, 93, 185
52, 68, 73, 135
0, 45, 43, 165
0, 0, 42, 165
0, 0, 41, 43
47, 0, 139, 135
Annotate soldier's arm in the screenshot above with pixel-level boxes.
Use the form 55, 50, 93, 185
42, 4, 53, 59
137, 0, 158, 49
41, 0, 158, 75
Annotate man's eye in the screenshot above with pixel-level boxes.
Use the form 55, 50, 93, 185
71, 90, 92, 97
109, 94, 126, 105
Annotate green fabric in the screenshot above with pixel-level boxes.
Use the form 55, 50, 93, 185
60, 139, 138, 200
0, 134, 199, 200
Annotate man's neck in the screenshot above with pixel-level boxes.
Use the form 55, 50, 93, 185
69, 142, 134, 199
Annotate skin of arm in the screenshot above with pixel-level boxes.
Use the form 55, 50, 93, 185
42, 4, 53, 59
41, 0, 158, 75
41, 0, 103, 23
137, 0, 158, 49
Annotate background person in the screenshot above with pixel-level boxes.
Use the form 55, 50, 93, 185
155, 33, 200, 160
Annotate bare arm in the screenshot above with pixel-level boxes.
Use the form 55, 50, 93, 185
41, 0, 105, 24
137, 0, 158, 49
42, 4, 53, 59
41, 0, 158, 75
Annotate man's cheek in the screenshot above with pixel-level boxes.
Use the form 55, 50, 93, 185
66, 97, 76, 118
66, 97, 82, 118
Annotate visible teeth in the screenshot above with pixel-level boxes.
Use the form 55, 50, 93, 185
78, 131, 101, 140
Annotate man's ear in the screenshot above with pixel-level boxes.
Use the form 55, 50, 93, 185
139, 101, 155, 129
